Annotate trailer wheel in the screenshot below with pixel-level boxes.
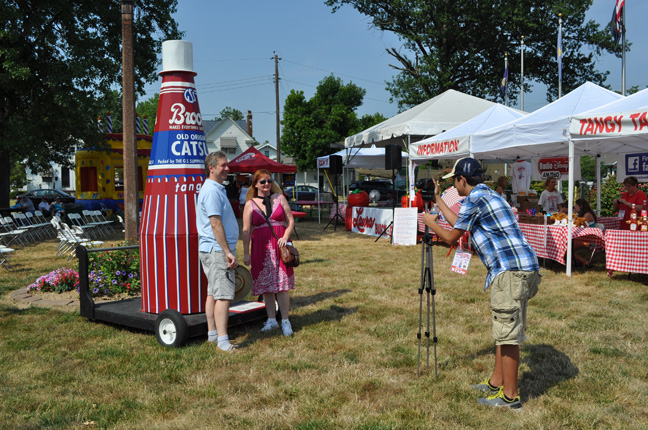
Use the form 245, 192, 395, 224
155, 309, 188, 348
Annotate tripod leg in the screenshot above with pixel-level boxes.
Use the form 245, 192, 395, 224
428, 239, 439, 377
417, 230, 426, 376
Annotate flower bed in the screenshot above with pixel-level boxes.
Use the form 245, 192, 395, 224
88, 244, 140, 296
27, 268, 79, 294
27, 243, 141, 298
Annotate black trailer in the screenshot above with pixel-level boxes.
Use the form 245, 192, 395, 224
76, 245, 266, 347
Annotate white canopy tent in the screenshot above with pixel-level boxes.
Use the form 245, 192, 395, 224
409, 103, 526, 161
318, 145, 409, 169
470, 82, 623, 159
569, 87, 648, 154
345, 89, 497, 204
313, 146, 409, 222
345, 89, 496, 148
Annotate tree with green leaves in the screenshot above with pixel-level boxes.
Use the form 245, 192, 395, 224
0, 0, 182, 206
325, 0, 623, 111
215, 107, 244, 121
282, 75, 384, 171
136, 93, 159, 136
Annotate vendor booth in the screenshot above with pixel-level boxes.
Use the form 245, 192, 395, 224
228, 146, 297, 174
569, 88, 648, 275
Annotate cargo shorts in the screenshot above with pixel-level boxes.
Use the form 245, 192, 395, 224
490, 270, 541, 345
199, 250, 235, 300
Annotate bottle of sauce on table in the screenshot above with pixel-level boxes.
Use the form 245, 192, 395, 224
641, 200, 648, 232
629, 204, 639, 231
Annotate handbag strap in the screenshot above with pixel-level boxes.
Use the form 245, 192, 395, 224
251, 199, 280, 241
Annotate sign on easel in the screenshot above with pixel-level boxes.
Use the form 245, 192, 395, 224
392, 207, 418, 246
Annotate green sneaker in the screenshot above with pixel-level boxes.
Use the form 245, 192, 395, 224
477, 388, 522, 410
470, 378, 501, 394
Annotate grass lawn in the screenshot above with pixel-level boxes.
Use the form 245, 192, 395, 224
1, 220, 647, 429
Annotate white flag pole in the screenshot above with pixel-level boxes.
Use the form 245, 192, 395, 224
520, 36, 525, 111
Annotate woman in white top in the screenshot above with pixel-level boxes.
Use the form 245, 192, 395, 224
538, 178, 563, 213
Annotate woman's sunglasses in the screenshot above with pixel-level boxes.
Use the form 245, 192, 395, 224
258, 179, 273, 185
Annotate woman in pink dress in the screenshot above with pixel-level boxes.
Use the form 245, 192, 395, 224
242, 169, 296, 336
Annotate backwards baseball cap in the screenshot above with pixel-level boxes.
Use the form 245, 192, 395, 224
442, 157, 483, 179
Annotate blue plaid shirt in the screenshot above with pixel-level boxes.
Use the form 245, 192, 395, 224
454, 184, 539, 290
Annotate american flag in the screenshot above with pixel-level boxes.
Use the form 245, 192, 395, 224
609, 0, 626, 45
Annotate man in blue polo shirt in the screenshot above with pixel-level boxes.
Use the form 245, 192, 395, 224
424, 158, 540, 410
197, 151, 239, 353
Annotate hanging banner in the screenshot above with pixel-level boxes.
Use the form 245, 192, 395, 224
409, 136, 469, 159
317, 157, 330, 169
570, 109, 648, 137
617, 152, 648, 182
531, 156, 581, 181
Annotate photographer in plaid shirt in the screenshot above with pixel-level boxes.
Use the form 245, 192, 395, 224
424, 158, 540, 411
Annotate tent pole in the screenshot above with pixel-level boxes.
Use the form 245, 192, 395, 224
596, 154, 602, 218
566, 139, 574, 277
407, 135, 415, 203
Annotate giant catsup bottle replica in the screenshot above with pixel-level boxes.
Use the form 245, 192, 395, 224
139, 41, 208, 314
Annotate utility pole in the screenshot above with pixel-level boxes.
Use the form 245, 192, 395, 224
121, 0, 138, 241
273, 51, 281, 163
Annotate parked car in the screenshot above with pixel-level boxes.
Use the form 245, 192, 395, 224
284, 185, 335, 202
348, 180, 406, 202
23, 189, 76, 207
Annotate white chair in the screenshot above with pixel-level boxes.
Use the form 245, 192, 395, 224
116, 215, 125, 233
10, 213, 38, 242
584, 223, 607, 264
68, 212, 99, 239
25, 212, 52, 240
51, 219, 104, 260
0, 245, 16, 271
0, 217, 28, 247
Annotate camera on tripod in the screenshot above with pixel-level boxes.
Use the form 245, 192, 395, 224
416, 178, 437, 203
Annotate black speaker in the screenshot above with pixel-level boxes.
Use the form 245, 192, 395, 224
385, 144, 402, 170
329, 155, 343, 175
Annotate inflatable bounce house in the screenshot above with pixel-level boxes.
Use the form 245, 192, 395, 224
75, 113, 152, 212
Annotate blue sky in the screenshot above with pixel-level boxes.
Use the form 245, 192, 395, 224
140, 0, 647, 147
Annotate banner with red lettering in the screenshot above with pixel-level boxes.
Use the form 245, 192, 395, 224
570, 109, 648, 138
531, 156, 581, 181
409, 135, 470, 160
351, 206, 393, 238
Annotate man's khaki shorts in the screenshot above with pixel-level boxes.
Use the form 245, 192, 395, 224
199, 250, 235, 300
490, 271, 541, 345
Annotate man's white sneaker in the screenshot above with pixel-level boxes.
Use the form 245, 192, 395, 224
281, 319, 293, 337
261, 318, 279, 332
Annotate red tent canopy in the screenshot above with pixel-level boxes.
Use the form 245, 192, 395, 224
228, 146, 297, 173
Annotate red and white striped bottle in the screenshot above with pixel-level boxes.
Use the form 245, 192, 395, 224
139, 41, 208, 314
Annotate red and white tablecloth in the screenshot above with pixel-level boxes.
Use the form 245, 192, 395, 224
518, 223, 606, 265
598, 217, 621, 231
604, 230, 648, 275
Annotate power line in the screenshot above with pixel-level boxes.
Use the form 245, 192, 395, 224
198, 75, 272, 87
193, 57, 269, 63
283, 59, 386, 86
199, 81, 272, 94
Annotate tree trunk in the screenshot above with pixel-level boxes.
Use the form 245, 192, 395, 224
0, 149, 11, 208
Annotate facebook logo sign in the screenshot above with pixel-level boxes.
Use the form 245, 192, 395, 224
625, 153, 648, 175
